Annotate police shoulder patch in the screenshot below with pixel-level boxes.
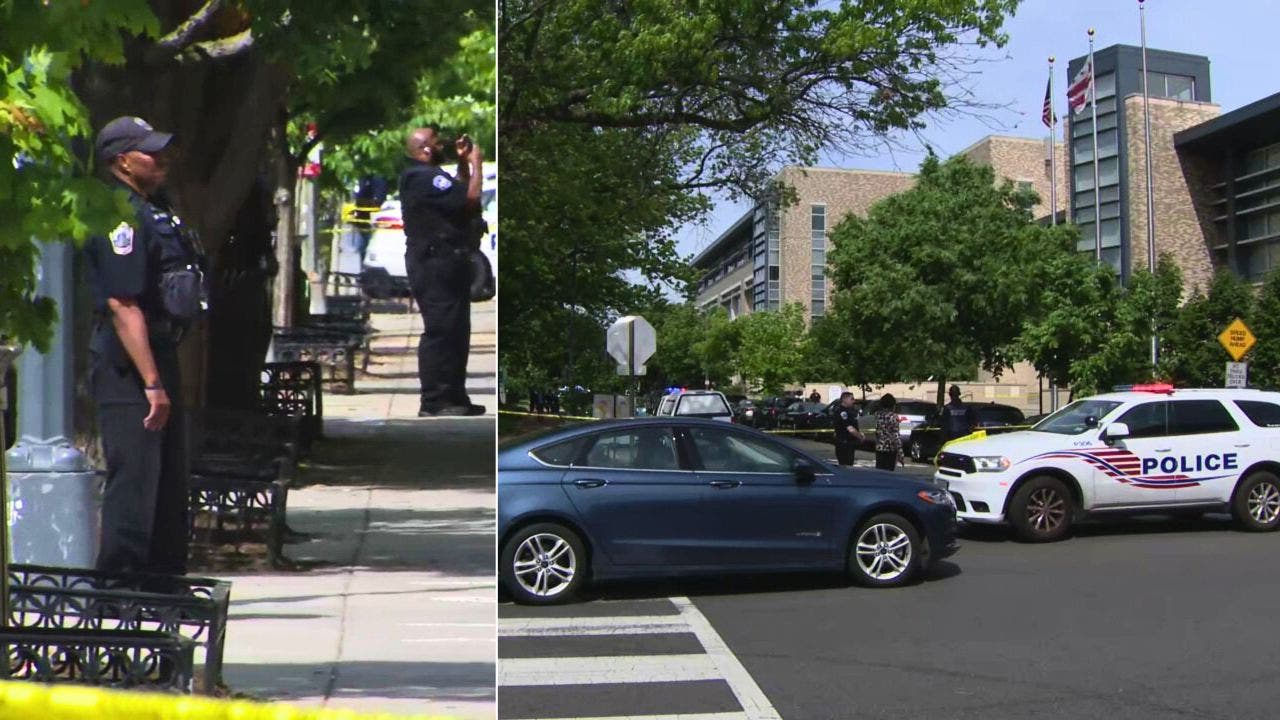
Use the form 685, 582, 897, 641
432, 174, 453, 191
109, 222, 135, 256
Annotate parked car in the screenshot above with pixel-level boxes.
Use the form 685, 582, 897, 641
654, 390, 733, 422
856, 399, 937, 446
778, 401, 834, 437
747, 396, 804, 429
498, 418, 959, 603
907, 403, 1027, 463
936, 387, 1280, 542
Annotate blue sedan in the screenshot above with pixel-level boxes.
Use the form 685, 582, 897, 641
499, 418, 958, 604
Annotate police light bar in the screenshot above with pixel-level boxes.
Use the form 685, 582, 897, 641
1113, 383, 1175, 394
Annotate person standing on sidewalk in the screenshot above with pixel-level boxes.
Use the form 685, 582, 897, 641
401, 126, 485, 416
832, 391, 864, 466
873, 394, 904, 471
87, 116, 206, 575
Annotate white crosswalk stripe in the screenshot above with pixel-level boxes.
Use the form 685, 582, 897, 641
499, 597, 782, 720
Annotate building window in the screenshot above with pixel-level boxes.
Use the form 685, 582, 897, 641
811, 205, 826, 318
1147, 71, 1195, 101
752, 203, 780, 312
1239, 240, 1280, 281
1240, 143, 1280, 177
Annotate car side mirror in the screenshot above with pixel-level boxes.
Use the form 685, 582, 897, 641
793, 458, 817, 484
1103, 422, 1130, 443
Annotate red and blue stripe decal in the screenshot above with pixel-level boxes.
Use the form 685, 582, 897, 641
1024, 448, 1232, 490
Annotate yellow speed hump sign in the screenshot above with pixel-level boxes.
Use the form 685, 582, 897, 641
1218, 318, 1256, 361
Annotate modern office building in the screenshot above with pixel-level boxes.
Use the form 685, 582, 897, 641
1174, 91, 1280, 283
1065, 45, 1218, 284
692, 136, 1066, 319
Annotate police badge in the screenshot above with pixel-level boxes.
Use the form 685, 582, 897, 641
432, 174, 453, 191
109, 222, 135, 255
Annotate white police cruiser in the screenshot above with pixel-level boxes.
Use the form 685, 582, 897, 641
934, 385, 1280, 542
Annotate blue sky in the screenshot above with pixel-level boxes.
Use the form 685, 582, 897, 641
675, 0, 1279, 261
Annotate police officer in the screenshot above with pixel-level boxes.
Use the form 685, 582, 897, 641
86, 116, 207, 575
400, 126, 485, 416
832, 392, 865, 466
941, 384, 978, 444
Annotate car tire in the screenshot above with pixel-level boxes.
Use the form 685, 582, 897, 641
1231, 471, 1280, 532
1008, 476, 1074, 543
847, 513, 922, 588
500, 523, 587, 605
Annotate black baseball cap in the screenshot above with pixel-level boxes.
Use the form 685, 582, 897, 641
95, 116, 173, 162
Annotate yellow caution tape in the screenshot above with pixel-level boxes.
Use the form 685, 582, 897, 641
0, 680, 452, 720
498, 409, 599, 422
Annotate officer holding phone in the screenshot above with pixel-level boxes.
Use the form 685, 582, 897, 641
86, 116, 207, 574
400, 126, 485, 416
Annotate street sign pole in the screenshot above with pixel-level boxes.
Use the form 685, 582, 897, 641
628, 320, 636, 418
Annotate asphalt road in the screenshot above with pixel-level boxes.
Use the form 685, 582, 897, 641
499, 439, 1280, 720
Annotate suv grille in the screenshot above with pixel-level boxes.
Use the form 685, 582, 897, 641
937, 452, 975, 474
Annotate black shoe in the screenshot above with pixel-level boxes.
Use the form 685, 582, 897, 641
418, 404, 485, 417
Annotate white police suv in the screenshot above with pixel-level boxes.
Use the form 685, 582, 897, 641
934, 385, 1280, 542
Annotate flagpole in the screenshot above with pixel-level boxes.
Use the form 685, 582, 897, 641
1088, 29, 1102, 262
1049, 56, 1058, 227
1048, 56, 1059, 410
1140, 0, 1159, 367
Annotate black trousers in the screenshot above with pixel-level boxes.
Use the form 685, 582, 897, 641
406, 242, 472, 410
96, 403, 189, 575
875, 451, 898, 471
835, 439, 856, 466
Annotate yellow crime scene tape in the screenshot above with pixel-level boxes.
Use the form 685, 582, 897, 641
0, 680, 452, 720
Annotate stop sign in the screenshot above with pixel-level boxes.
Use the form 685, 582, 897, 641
606, 315, 656, 375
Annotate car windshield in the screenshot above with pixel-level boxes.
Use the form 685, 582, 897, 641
675, 394, 730, 415
1032, 400, 1123, 435
897, 401, 935, 415
792, 402, 827, 413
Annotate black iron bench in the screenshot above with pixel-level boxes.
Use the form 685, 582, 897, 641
0, 627, 194, 691
272, 327, 360, 395
7, 564, 230, 693
258, 361, 323, 448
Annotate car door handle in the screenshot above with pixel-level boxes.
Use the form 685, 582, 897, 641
573, 479, 607, 489
709, 480, 741, 489
1234, 444, 1251, 448
1155, 448, 1171, 452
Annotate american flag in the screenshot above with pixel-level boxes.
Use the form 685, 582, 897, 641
1042, 78, 1055, 127
1068, 58, 1094, 114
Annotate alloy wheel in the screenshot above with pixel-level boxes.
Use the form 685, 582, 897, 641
1247, 482, 1280, 524
854, 523, 913, 581
512, 533, 577, 598
1026, 487, 1067, 532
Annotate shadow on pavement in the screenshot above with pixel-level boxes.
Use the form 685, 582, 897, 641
959, 513, 1240, 543
223, 660, 495, 703
287, 507, 495, 575
300, 419, 494, 491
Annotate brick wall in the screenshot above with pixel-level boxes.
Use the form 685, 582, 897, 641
1122, 95, 1221, 293
960, 136, 1069, 221
775, 166, 916, 316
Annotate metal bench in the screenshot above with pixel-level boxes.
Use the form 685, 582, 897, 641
272, 327, 359, 395
188, 476, 289, 567
7, 564, 230, 693
258, 361, 323, 447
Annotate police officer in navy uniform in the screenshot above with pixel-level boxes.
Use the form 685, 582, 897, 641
86, 116, 207, 575
832, 391, 865, 466
941, 384, 977, 444
400, 126, 485, 416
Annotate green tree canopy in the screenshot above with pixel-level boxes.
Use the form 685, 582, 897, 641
826, 154, 1073, 402
1160, 269, 1254, 387
1248, 271, 1280, 390
498, 0, 1021, 387
730, 302, 807, 394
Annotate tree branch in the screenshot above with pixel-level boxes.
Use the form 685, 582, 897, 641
178, 28, 255, 63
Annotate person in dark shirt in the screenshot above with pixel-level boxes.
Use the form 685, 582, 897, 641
941, 384, 978, 443
808, 389, 821, 403
86, 116, 207, 575
400, 126, 485, 416
832, 391, 865, 466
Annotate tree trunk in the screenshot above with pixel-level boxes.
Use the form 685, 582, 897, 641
73, 23, 287, 414
935, 377, 946, 412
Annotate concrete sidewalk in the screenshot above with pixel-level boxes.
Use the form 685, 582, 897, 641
217, 298, 496, 718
